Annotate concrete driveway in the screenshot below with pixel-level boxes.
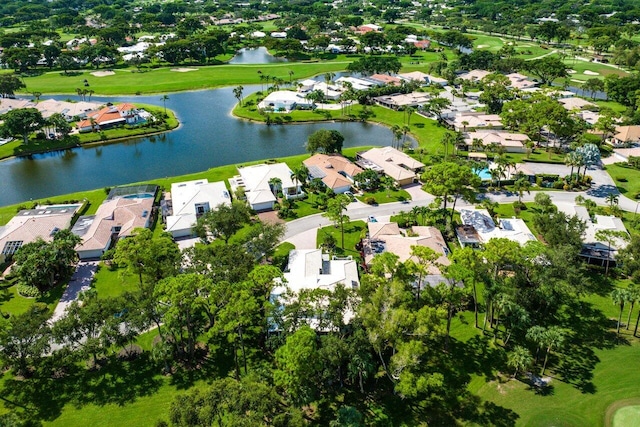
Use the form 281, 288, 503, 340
50, 261, 98, 323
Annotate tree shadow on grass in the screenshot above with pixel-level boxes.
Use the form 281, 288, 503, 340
554, 300, 624, 393
2, 353, 163, 422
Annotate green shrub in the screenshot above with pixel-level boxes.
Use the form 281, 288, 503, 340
17, 284, 41, 298
365, 197, 377, 205
616, 176, 628, 182
553, 180, 564, 189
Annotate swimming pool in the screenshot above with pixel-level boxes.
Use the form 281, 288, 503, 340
122, 193, 154, 199
476, 168, 493, 181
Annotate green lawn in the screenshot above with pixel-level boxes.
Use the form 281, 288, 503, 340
604, 163, 640, 199
0, 279, 66, 316
357, 188, 411, 205
612, 406, 640, 427
317, 220, 366, 258
91, 264, 139, 299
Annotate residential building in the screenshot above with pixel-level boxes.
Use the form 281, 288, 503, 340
356, 147, 425, 186
365, 222, 450, 273
505, 73, 537, 90
373, 92, 431, 109
303, 154, 362, 194
558, 97, 597, 111
76, 103, 148, 132
457, 209, 537, 247
73, 190, 157, 259
458, 69, 491, 82
464, 130, 530, 153
369, 74, 402, 86
448, 112, 502, 132
557, 204, 630, 267
257, 91, 314, 112
164, 179, 231, 238
229, 163, 304, 211
336, 76, 379, 91
0, 204, 82, 263
611, 125, 640, 147
34, 99, 103, 121
398, 71, 430, 85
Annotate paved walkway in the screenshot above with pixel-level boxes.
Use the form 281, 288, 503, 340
50, 261, 98, 323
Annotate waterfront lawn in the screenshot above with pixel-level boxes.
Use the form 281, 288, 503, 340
316, 220, 366, 258
604, 163, 640, 199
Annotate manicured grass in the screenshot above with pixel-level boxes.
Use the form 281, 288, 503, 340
317, 220, 366, 258
594, 100, 628, 114
612, 405, 640, 427
91, 264, 139, 299
22, 62, 350, 95
604, 163, 640, 198
0, 280, 66, 316
357, 188, 411, 205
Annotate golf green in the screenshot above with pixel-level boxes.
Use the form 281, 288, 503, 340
613, 406, 640, 427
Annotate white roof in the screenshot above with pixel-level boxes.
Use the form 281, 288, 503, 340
166, 180, 230, 233
459, 69, 491, 81
460, 208, 537, 245
359, 147, 425, 182
275, 249, 359, 295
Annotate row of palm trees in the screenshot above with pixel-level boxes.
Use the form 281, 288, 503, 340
611, 286, 640, 337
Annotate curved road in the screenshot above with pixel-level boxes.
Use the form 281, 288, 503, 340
283, 164, 637, 242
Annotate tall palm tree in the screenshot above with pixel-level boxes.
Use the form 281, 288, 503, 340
405, 106, 416, 126
541, 327, 565, 376
291, 165, 308, 190
625, 285, 638, 331
513, 178, 531, 203
324, 72, 335, 97
268, 177, 282, 197
440, 132, 456, 159
612, 288, 628, 336
606, 193, 619, 208
160, 94, 169, 115
288, 70, 294, 84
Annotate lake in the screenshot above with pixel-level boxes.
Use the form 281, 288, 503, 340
0, 87, 402, 206
228, 47, 288, 64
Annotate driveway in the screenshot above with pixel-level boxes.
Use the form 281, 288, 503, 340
50, 261, 98, 323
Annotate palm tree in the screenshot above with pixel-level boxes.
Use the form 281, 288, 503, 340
440, 132, 456, 159
268, 177, 282, 197
507, 346, 533, 378
405, 106, 416, 126
233, 85, 244, 107
541, 327, 565, 376
606, 193, 619, 208
160, 94, 169, 115
401, 125, 411, 150
526, 325, 547, 365
324, 72, 335, 96
513, 178, 531, 204
612, 288, 629, 336
625, 285, 638, 331
288, 70, 294, 84
471, 138, 484, 152
291, 165, 308, 189
461, 120, 469, 132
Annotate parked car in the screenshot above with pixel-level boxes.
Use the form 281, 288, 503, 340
368, 216, 377, 223
344, 191, 355, 202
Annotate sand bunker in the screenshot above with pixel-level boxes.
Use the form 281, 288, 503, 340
477, 44, 489, 48
90, 70, 115, 77
567, 69, 577, 74
584, 70, 600, 75
171, 68, 198, 72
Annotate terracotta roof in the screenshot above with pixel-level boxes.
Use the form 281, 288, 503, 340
77, 103, 138, 129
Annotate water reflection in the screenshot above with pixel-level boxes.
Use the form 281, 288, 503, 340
0, 87, 405, 206
228, 47, 288, 64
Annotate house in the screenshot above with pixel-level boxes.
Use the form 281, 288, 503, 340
505, 73, 537, 90
610, 125, 640, 147
558, 97, 597, 111
310, 82, 343, 100
365, 222, 450, 274
356, 147, 425, 186
355, 24, 381, 34
425, 74, 448, 86
229, 163, 304, 211
34, 99, 103, 121
72, 194, 155, 260
271, 249, 360, 329
448, 112, 502, 132
164, 180, 231, 238
336, 76, 379, 91
556, 204, 630, 267
457, 209, 537, 247
413, 40, 432, 50
76, 103, 147, 132
458, 69, 491, 82
257, 91, 314, 112
373, 92, 431, 109
464, 130, 530, 153
297, 79, 318, 92
369, 74, 403, 86
398, 71, 430, 85
0, 204, 82, 263
303, 154, 363, 194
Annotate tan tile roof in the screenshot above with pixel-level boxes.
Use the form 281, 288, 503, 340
614, 125, 640, 143
303, 154, 362, 191
76, 197, 153, 252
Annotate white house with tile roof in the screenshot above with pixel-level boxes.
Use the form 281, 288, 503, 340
229, 163, 304, 211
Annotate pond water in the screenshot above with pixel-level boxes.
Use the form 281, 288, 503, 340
228, 47, 288, 64
0, 86, 406, 206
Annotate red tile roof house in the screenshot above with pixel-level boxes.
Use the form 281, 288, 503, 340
76, 103, 144, 133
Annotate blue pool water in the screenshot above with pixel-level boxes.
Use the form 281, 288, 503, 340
123, 193, 154, 199
476, 168, 492, 180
